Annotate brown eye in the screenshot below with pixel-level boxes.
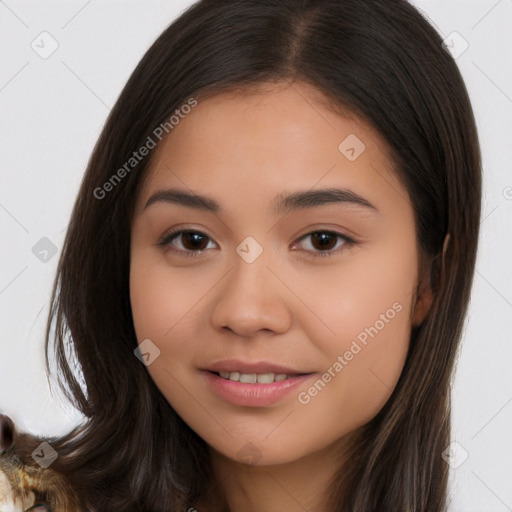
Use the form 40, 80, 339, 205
175, 231, 210, 251
310, 232, 338, 251
293, 230, 355, 258
157, 229, 216, 256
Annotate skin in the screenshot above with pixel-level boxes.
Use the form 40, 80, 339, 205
129, 80, 433, 511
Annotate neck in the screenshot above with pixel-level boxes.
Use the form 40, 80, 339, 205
198, 432, 359, 512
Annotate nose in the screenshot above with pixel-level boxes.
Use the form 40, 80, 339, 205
210, 253, 293, 338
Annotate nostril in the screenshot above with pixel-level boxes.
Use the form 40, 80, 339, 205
0, 414, 15, 451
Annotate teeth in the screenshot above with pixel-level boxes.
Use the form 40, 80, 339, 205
218, 371, 290, 383
257, 373, 274, 384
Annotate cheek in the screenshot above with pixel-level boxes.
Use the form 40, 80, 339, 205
330, 307, 410, 424
129, 251, 218, 384
293, 249, 415, 421
130, 249, 205, 341
130, 271, 169, 344
294, 321, 409, 452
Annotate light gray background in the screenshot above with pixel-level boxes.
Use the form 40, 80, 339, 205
1, 1, 511, 510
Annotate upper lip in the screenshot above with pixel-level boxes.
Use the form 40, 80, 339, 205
203, 359, 312, 375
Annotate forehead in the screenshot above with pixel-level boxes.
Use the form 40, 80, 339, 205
135, 81, 405, 214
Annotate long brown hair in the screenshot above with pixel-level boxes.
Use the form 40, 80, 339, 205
35, 0, 481, 509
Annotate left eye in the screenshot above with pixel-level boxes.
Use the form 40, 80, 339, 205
157, 229, 355, 258
293, 231, 355, 257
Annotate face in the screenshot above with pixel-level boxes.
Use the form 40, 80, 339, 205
130, 81, 431, 467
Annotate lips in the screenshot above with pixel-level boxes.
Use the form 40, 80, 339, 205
200, 359, 317, 406
202, 370, 317, 407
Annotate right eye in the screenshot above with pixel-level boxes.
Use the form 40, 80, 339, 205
156, 229, 217, 257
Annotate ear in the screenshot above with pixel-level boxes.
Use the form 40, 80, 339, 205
411, 274, 433, 327
411, 233, 450, 327
0, 414, 15, 452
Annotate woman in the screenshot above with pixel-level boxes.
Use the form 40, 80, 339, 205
0, 0, 481, 510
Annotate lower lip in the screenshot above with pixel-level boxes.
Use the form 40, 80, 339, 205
201, 371, 316, 407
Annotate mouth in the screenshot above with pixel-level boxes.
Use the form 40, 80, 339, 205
200, 359, 317, 407
209, 370, 309, 384
202, 370, 316, 407
203, 359, 314, 384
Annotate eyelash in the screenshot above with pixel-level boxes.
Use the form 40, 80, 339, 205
156, 228, 357, 259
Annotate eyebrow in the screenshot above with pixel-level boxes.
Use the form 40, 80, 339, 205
144, 187, 379, 215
